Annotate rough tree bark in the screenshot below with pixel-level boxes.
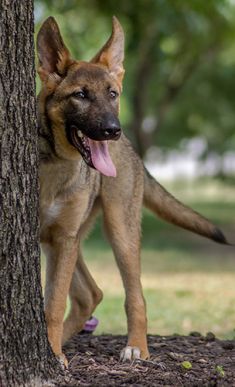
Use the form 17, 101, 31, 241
0, 2, 62, 385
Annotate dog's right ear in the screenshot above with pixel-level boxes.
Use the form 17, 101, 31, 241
37, 17, 73, 83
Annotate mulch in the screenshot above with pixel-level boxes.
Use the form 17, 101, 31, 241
62, 332, 235, 386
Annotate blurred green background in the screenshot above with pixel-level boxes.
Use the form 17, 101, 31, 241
37, 0, 235, 338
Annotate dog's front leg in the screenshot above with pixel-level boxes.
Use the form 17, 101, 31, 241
118, 258, 149, 361
103, 204, 149, 361
42, 233, 79, 365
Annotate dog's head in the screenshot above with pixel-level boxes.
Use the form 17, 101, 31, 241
37, 17, 125, 177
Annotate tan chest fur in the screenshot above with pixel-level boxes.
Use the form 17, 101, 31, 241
39, 158, 101, 240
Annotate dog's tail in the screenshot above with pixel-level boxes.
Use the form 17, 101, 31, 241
143, 169, 228, 244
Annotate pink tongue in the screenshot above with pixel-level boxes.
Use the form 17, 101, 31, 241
88, 139, 116, 177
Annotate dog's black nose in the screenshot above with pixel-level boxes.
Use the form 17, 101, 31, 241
104, 126, 121, 139
102, 114, 121, 140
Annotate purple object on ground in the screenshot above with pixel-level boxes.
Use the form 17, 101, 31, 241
83, 316, 99, 333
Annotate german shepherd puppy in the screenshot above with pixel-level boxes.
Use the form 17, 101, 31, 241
37, 17, 227, 363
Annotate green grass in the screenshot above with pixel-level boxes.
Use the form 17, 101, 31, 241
41, 179, 235, 339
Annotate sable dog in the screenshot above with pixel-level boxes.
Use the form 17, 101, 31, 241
37, 17, 227, 363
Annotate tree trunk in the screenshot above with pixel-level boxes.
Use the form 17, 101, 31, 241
0, 2, 61, 385
128, 24, 158, 158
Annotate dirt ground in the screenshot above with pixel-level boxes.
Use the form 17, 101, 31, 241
62, 332, 235, 386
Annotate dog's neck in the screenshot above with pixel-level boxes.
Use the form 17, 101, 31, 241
37, 94, 56, 163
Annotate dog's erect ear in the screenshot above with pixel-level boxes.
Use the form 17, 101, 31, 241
91, 16, 125, 84
37, 17, 73, 82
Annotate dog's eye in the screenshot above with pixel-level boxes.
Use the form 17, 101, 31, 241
72, 90, 86, 99
109, 90, 118, 99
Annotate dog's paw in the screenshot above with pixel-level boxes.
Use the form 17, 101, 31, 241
56, 353, 69, 369
120, 346, 141, 362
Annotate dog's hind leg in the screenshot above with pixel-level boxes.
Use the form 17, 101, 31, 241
62, 246, 103, 344
102, 198, 149, 361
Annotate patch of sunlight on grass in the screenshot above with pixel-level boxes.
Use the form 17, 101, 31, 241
164, 178, 235, 204
95, 295, 127, 334
142, 272, 235, 338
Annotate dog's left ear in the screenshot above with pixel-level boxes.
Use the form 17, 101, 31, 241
91, 16, 125, 84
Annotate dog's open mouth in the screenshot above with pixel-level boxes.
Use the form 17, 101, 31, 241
71, 126, 117, 177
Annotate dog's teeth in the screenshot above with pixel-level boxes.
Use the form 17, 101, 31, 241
77, 130, 83, 138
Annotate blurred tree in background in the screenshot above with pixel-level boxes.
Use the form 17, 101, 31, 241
35, 0, 235, 165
